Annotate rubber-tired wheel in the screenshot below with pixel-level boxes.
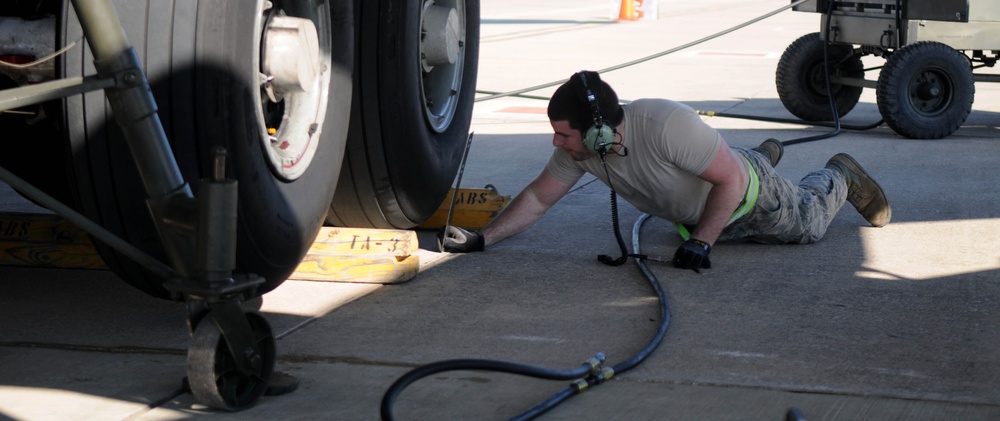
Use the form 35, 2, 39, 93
188, 310, 276, 411
876, 41, 974, 139
327, 0, 480, 229
776, 32, 864, 121
58, 0, 353, 299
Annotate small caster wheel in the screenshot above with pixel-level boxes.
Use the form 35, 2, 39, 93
187, 310, 276, 411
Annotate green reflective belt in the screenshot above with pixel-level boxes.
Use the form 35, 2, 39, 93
674, 155, 759, 241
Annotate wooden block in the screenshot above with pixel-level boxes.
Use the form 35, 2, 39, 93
418, 187, 510, 230
290, 227, 421, 284
0, 213, 106, 269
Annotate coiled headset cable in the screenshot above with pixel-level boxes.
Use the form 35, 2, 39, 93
597, 150, 646, 267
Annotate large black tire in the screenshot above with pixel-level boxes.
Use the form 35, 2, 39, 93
327, 0, 480, 229
876, 42, 974, 139
776, 32, 864, 121
59, 0, 353, 299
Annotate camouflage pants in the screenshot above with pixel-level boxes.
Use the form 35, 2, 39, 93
717, 147, 848, 244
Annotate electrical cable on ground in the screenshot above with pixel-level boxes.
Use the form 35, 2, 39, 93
380, 214, 667, 421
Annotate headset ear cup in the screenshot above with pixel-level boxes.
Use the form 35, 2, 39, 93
583, 123, 615, 154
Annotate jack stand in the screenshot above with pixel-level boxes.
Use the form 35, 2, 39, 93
163, 150, 293, 410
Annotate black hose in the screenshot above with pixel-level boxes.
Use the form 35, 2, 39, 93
380, 356, 604, 420
380, 214, 669, 421
511, 214, 669, 420
783, 0, 841, 147
614, 217, 669, 376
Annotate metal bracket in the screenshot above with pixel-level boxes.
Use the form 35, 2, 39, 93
0, 75, 115, 112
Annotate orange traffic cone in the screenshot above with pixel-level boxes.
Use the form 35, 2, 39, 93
618, 0, 638, 21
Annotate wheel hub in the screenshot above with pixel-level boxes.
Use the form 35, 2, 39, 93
263, 16, 321, 96
421, 4, 461, 72
254, 1, 332, 181
419, 0, 466, 133
916, 81, 941, 100
909, 70, 951, 114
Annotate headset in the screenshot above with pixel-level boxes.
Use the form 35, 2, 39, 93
577, 71, 616, 155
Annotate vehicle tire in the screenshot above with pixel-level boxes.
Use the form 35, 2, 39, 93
776, 32, 864, 121
326, 0, 480, 229
58, 0, 353, 299
876, 42, 974, 139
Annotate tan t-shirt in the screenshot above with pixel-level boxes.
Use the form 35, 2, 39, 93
546, 98, 738, 225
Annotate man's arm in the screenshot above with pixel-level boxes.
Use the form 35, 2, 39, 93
480, 168, 574, 246
690, 143, 749, 245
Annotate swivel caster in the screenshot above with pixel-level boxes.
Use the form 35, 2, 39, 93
187, 309, 276, 411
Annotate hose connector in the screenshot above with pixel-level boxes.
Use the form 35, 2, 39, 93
585, 352, 606, 373
591, 367, 616, 385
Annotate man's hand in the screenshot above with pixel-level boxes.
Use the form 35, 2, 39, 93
673, 238, 712, 273
437, 226, 485, 253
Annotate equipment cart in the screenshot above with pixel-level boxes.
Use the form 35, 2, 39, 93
776, 0, 1000, 139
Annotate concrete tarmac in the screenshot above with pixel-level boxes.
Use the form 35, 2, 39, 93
2, 0, 1000, 420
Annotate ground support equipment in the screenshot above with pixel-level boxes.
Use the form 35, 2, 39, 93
778, 0, 1000, 139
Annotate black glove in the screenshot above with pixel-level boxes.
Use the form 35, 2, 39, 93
673, 238, 712, 273
437, 226, 485, 253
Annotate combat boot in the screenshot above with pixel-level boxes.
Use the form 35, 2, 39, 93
826, 153, 891, 227
752, 138, 783, 167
